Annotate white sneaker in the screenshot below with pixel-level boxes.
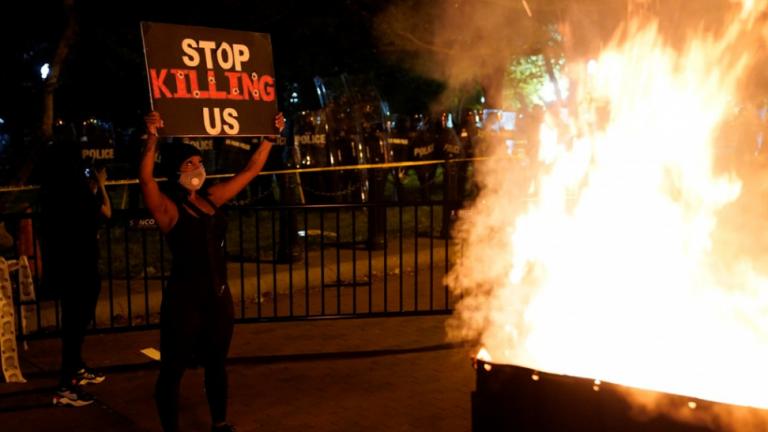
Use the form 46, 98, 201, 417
53, 385, 95, 407
75, 367, 106, 385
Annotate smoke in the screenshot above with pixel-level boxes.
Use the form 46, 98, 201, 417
376, 0, 767, 110
374, 0, 554, 109
412, 0, 768, 426
373, 1, 646, 110
412, 0, 768, 345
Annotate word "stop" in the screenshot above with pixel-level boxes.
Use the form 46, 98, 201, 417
181, 39, 250, 71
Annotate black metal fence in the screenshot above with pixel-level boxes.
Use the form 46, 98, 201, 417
2, 198, 461, 340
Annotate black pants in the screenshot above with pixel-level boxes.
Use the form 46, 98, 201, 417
155, 288, 234, 432
59, 270, 100, 386
155, 356, 229, 431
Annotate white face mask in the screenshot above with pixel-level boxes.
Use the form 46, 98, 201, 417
178, 166, 206, 191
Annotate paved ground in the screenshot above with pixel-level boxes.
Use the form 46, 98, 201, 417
0, 315, 476, 432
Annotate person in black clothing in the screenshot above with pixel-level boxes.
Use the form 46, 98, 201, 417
139, 111, 283, 432
39, 128, 112, 407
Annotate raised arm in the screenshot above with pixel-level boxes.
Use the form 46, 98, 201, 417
207, 113, 285, 206
94, 167, 112, 219
138, 112, 178, 232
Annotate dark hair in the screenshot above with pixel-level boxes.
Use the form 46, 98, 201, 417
41, 137, 85, 187
159, 142, 202, 181
158, 142, 204, 203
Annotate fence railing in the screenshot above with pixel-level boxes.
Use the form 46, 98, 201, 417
2, 199, 462, 340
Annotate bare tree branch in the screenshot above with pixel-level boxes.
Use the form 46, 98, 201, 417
391, 27, 454, 55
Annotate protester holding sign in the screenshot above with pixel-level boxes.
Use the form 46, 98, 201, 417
140, 111, 283, 432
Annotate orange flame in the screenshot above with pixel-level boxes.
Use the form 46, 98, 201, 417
475, 347, 493, 363
449, 1, 768, 410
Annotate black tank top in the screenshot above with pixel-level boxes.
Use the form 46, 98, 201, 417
166, 193, 228, 299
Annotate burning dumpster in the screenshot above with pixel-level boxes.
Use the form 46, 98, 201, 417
472, 359, 768, 432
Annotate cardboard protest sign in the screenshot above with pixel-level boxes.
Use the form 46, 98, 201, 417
141, 22, 278, 137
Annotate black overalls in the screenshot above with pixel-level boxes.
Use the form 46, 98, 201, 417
155, 194, 234, 432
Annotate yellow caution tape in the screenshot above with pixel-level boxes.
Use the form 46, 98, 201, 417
0, 157, 496, 192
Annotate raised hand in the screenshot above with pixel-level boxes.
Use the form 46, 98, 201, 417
144, 111, 164, 135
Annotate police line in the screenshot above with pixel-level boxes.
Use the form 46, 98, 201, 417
0, 157, 494, 193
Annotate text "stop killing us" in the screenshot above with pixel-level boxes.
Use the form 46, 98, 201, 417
149, 39, 275, 135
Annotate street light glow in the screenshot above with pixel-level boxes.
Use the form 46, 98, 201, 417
40, 63, 50, 80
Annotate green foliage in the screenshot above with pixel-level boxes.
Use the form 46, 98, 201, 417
502, 24, 565, 111
503, 55, 548, 110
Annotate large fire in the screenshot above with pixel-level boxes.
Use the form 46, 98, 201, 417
449, 0, 768, 412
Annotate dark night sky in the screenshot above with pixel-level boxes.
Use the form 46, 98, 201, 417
6, 0, 444, 131
9, 1, 760, 133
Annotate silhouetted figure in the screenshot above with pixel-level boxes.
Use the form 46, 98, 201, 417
40, 122, 111, 407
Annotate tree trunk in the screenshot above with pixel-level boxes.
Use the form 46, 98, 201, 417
42, 0, 78, 138
14, 0, 78, 186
